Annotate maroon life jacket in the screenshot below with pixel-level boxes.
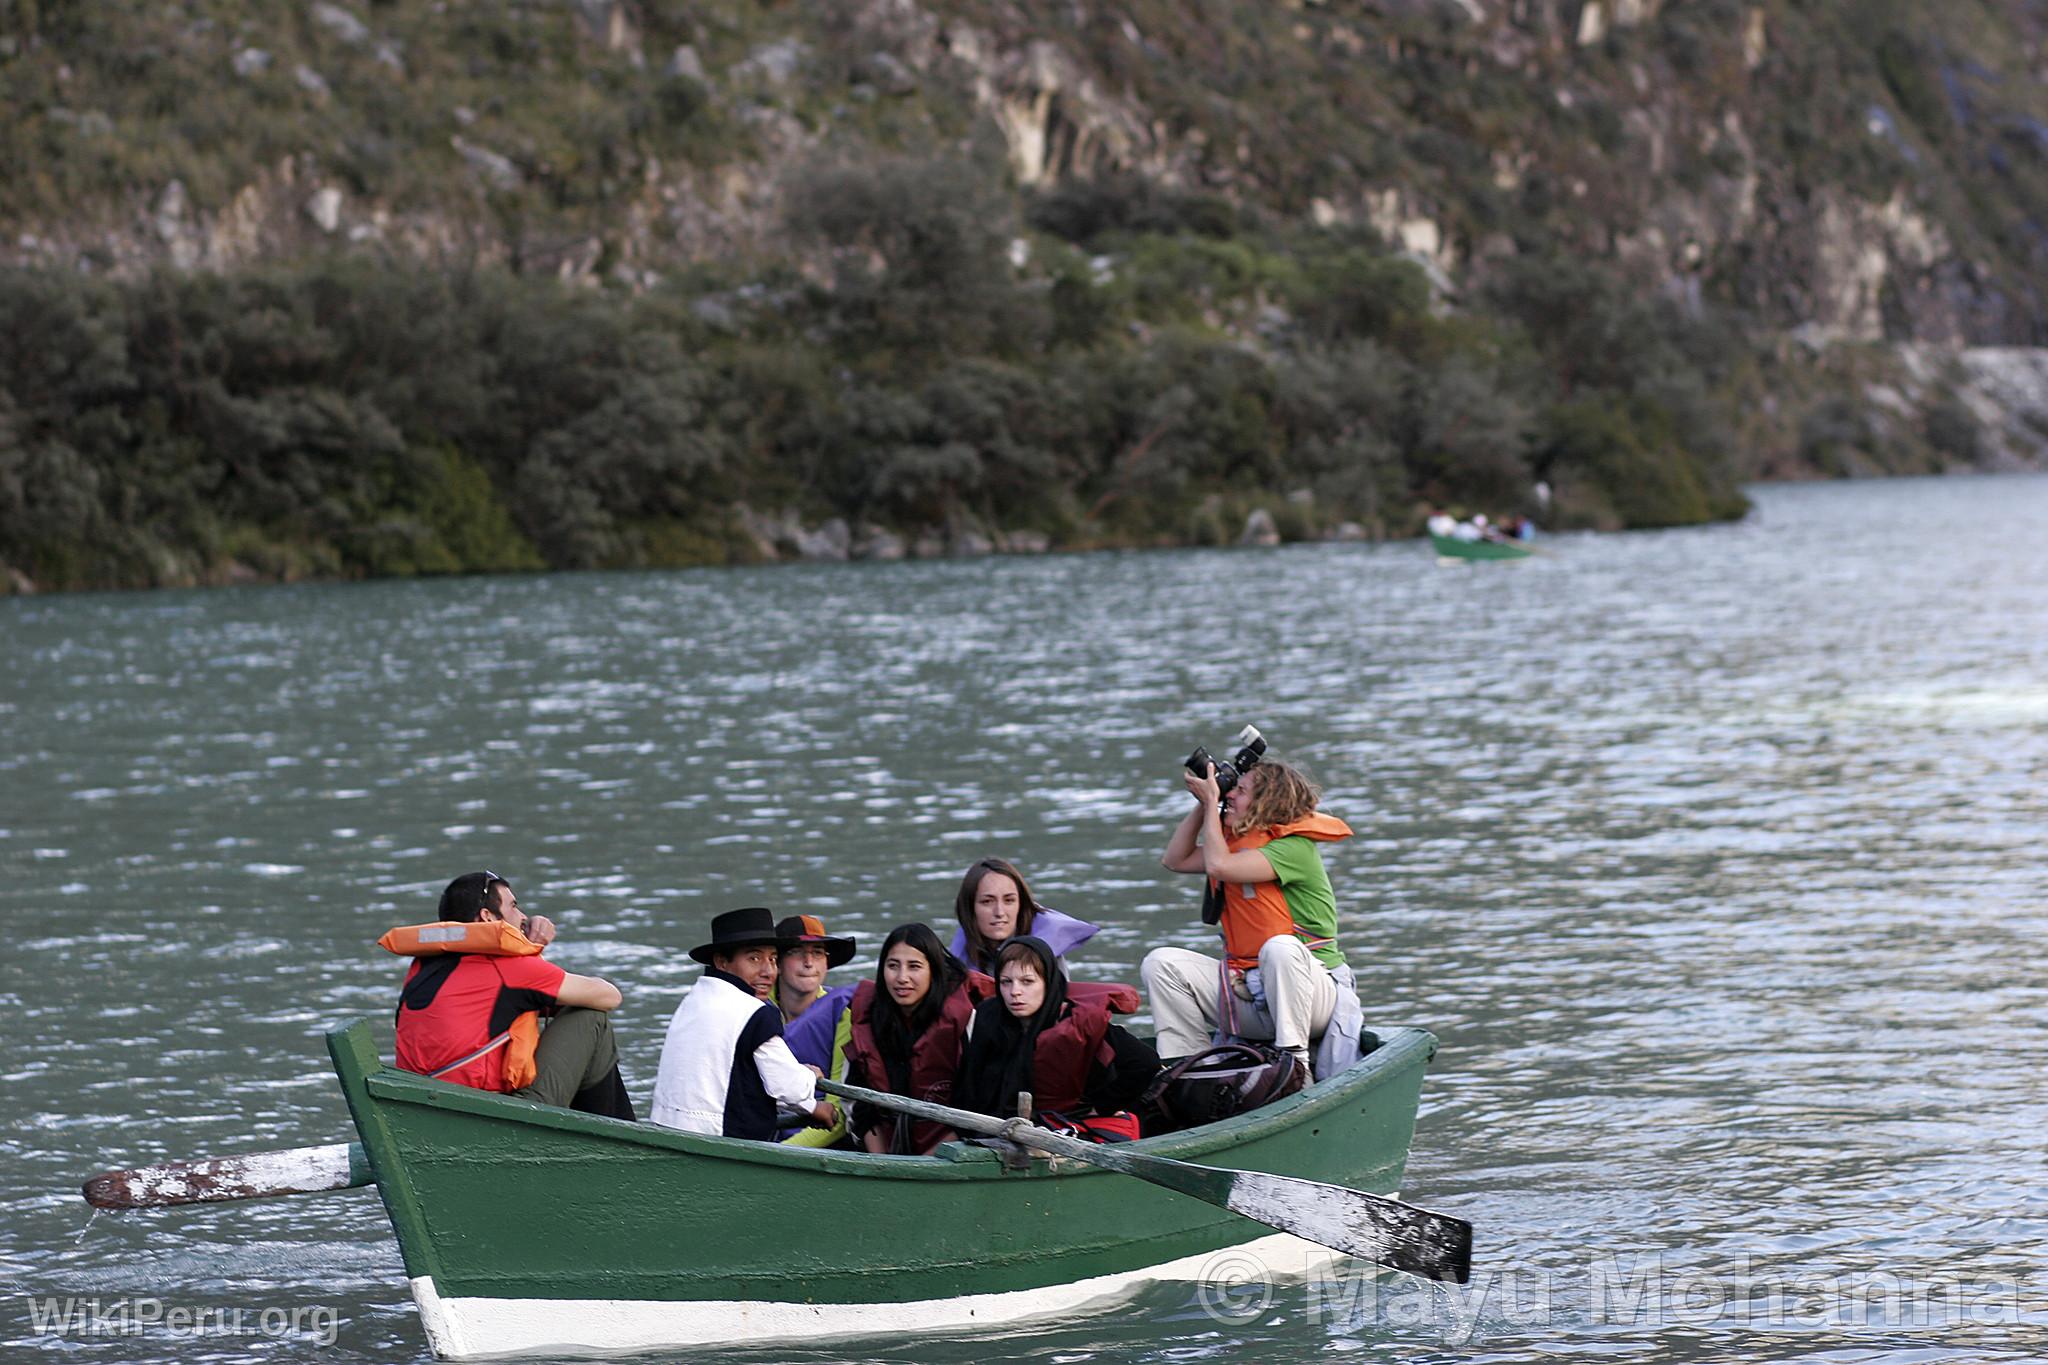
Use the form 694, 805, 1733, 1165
845, 971, 995, 1153
1023, 982, 1141, 1114
1021, 1001, 1113, 1115
1068, 981, 1141, 1015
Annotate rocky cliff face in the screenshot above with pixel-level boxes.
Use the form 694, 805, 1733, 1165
7, 0, 2043, 358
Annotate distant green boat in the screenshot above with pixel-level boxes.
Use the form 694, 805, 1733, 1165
328, 1020, 1439, 1359
1429, 532, 1533, 561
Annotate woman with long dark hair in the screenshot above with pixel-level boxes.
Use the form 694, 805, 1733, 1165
840, 923, 993, 1154
955, 936, 1158, 1128
948, 857, 1100, 977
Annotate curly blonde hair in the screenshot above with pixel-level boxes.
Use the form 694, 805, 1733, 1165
1231, 757, 1321, 834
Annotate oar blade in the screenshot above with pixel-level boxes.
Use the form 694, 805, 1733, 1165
1225, 1170, 1472, 1285
818, 1076, 1472, 1285
83, 1143, 373, 1210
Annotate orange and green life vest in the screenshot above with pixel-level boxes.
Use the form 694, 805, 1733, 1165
1212, 812, 1352, 970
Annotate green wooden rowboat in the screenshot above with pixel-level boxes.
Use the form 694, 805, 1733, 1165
327, 1019, 1440, 1359
1430, 532, 1533, 561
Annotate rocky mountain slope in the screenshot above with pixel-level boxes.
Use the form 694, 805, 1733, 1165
3, 0, 2046, 591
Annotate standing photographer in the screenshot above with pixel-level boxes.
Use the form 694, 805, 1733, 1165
1145, 750, 1361, 1087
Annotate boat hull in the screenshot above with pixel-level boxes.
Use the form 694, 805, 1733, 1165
328, 1021, 1436, 1359
406, 1230, 1345, 1357
1429, 532, 1532, 560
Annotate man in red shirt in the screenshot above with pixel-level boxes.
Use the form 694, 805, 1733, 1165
393, 870, 635, 1119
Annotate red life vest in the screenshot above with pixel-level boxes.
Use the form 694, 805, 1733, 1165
1213, 812, 1351, 969
844, 971, 995, 1153
1067, 981, 1141, 1015
381, 920, 550, 1090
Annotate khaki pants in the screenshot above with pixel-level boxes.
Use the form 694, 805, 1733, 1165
511, 1007, 631, 1117
1141, 936, 1338, 1059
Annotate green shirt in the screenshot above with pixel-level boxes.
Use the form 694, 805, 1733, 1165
1258, 834, 1347, 969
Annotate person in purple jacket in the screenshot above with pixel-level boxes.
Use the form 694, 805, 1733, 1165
775, 914, 858, 1070
948, 857, 1100, 978
776, 913, 858, 1147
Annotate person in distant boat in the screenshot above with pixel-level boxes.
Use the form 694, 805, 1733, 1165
386, 870, 635, 1120
948, 857, 1099, 977
841, 923, 994, 1154
1145, 754, 1367, 1088
774, 913, 857, 1148
955, 936, 1159, 1131
1426, 510, 1457, 538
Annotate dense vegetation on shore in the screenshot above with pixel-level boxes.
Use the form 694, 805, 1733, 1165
2, 0, 2038, 590
0, 211, 1756, 588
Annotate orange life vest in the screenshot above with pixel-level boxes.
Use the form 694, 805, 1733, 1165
1213, 812, 1352, 969
379, 921, 545, 1089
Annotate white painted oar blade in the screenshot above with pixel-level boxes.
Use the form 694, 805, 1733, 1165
83, 1143, 366, 1209
1223, 1170, 1471, 1283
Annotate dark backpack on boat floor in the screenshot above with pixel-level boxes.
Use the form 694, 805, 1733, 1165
1138, 1042, 1303, 1136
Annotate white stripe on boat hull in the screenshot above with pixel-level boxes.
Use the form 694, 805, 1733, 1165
411, 1223, 1374, 1359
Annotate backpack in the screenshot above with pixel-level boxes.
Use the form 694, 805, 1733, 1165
1138, 1041, 1304, 1135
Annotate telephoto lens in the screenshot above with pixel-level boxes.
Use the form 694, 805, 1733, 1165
1185, 744, 1244, 796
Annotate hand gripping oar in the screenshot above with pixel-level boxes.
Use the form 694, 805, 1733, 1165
82, 1143, 374, 1210
819, 1078, 1472, 1284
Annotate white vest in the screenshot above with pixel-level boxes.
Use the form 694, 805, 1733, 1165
651, 970, 815, 1137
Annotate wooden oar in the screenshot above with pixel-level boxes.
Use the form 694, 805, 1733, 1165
82, 1143, 374, 1210
819, 1078, 1472, 1284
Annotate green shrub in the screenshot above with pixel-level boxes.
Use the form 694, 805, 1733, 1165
1025, 175, 1248, 246
1540, 394, 1713, 528
1796, 395, 1878, 477
1286, 243, 1430, 344
1875, 29, 1944, 137
1923, 394, 1984, 467
782, 152, 1038, 363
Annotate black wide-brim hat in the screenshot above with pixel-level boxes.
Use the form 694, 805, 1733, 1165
776, 913, 857, 968
690, 906, 785, 964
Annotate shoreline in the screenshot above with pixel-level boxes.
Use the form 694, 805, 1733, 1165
13, 465, 2048, 601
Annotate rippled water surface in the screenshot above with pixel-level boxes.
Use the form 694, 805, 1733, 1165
5, 476, 2048, 1362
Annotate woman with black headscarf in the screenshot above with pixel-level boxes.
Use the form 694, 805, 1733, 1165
841, 923, 994, 1154
955, 936, 1160, 1127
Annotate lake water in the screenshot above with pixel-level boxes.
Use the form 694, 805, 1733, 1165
4, 476, 2047, 1362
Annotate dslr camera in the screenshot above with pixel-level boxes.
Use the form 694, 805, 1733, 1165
1184, 725, 1268, 798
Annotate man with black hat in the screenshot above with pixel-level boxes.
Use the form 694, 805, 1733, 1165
650, 907, 837, 1140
